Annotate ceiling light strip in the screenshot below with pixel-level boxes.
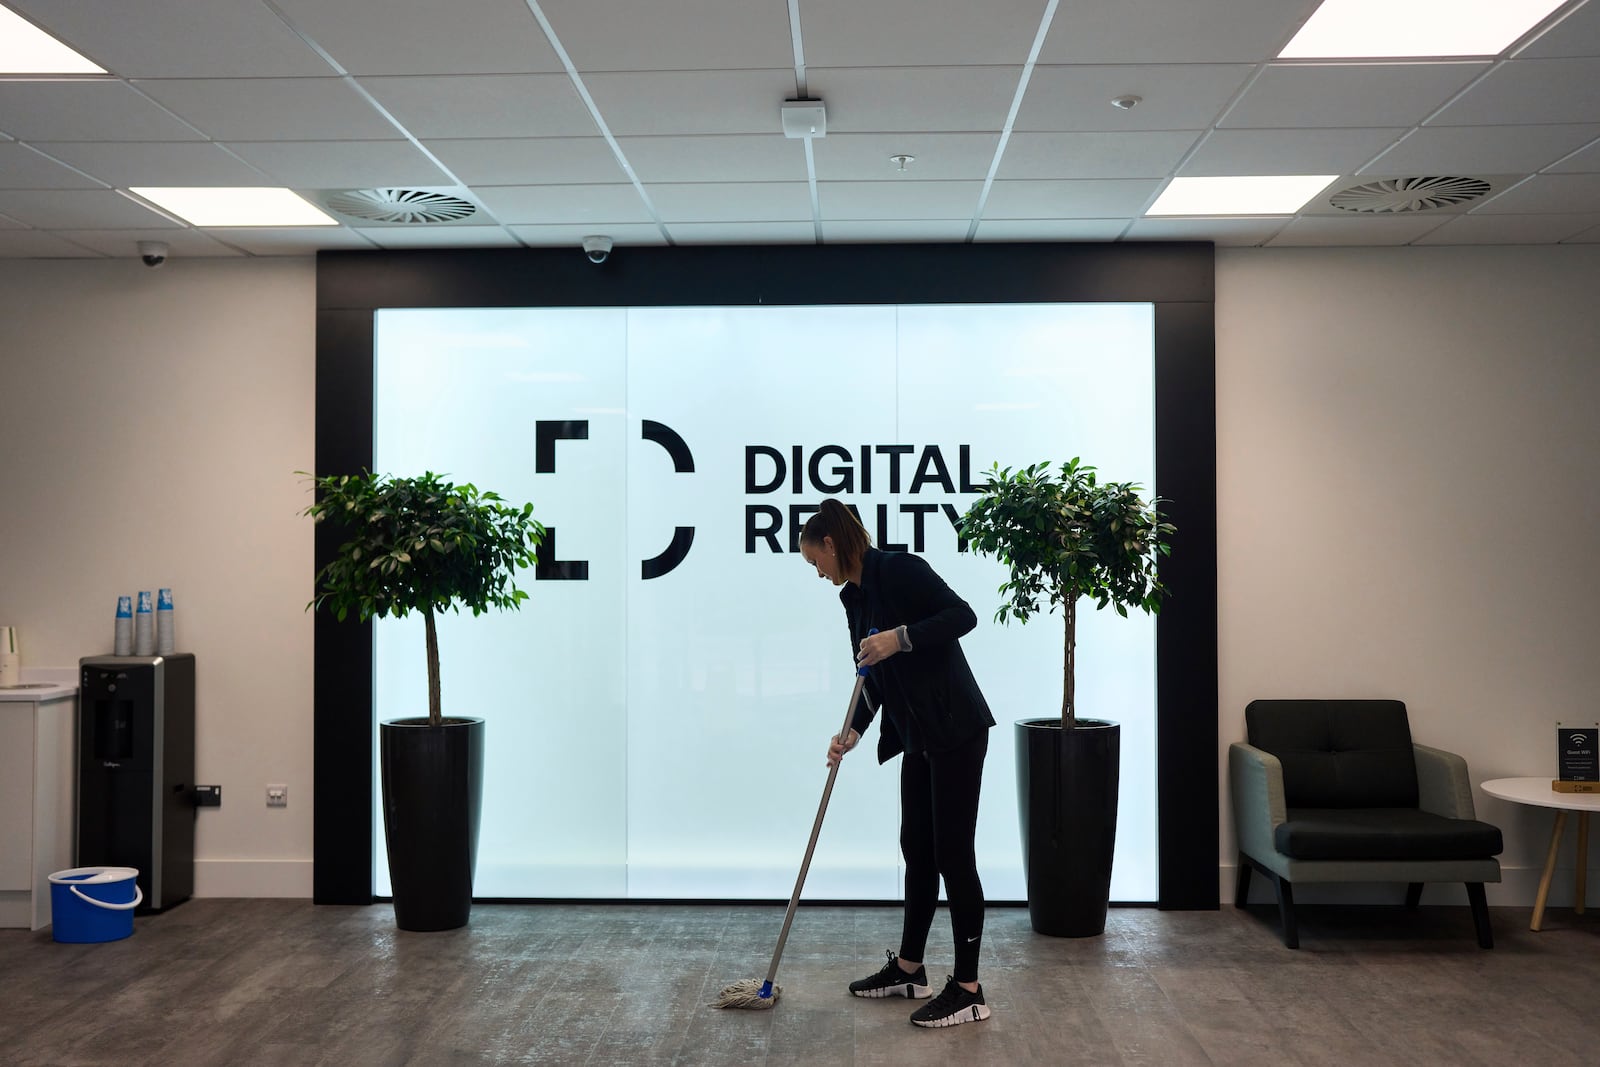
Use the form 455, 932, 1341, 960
787, 0, 822, 242
965, 0, 1060, 242
522, 0, 673, 245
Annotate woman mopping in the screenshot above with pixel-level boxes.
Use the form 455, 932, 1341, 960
799, 498, 996, 1029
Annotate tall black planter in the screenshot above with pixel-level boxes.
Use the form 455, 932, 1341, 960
1016, 718, 1120, 937
379, 717, 484, 932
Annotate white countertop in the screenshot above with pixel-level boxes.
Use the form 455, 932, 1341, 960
0, 667, 77, 703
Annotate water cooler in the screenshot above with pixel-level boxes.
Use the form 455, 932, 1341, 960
77, 654, 196, 912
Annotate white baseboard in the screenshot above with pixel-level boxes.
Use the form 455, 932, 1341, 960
194, 859, 312, 899
1219, 863, 1594, 909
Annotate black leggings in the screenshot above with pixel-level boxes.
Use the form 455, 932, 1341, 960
898, 729, 988, 984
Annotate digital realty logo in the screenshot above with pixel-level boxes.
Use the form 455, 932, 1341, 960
534, 420, 982, 580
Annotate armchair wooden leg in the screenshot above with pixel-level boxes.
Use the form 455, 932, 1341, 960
1235, 853, 1252, 907
1273, 874, 1299, 949
1466, 882, 1493, 949
1405, 882, 1423, 910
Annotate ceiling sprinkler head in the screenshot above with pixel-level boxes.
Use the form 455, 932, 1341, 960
1111, 94, 1143, 110
889, 154, 916, 173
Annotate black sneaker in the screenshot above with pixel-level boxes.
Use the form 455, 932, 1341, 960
909, 976, 991, 1028
849, 950, 931, 999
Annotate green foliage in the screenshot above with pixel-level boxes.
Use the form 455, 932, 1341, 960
959, 458, 1174, 725
301, 470, 544, 624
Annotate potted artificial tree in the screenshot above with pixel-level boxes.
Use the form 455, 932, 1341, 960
303, 470, 543, 931
960, 458, 1173, 937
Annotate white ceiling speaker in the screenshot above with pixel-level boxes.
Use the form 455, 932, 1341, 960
323, 188, 478, 224
1328, 176, 1491, 213
781, 99, 827, 139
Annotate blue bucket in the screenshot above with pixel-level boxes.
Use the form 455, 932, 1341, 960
48, 867, 142, 943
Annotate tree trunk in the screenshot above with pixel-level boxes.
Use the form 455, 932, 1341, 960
424, 606, 442, 726
1063, 597, 1077, 730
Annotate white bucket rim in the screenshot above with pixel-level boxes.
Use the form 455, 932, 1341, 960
49, 866, 139, 886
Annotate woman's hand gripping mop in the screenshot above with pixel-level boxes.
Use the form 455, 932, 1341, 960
713, 632, 876, 1010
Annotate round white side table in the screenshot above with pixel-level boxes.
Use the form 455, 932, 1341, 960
1480, 776, 1600, 931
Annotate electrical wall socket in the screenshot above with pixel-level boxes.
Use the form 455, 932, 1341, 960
266, 784, 288, 808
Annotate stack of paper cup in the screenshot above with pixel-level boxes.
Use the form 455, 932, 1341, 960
0, 626, 18, 687
134, 591, 155, 656
114, 597, 133, 655
156, 588, 176, 655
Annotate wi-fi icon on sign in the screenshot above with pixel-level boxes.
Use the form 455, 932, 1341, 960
1569, 733, 1590, 746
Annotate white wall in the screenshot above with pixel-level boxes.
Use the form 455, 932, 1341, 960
0, 257, 316, 897
3, 245, 1597, 906
1217, 245, 1600, 907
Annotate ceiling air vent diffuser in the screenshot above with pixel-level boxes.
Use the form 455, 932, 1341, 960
324, 188, 477, 224
1328, 176, 1491, 214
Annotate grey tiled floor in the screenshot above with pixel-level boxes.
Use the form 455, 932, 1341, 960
3, 899, 1599, 1065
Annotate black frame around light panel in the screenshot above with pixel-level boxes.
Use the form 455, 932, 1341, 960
313, 242, 1219, 910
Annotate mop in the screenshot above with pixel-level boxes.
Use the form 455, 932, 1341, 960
713, 639, 875, 1010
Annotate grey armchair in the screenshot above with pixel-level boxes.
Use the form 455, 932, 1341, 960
1230, 699, 1503, 948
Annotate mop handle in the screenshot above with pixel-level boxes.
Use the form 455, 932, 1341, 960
762, 633, 877, 987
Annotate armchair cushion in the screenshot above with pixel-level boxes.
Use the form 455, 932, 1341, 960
1274, 808, 1504, 861
1246, 699, 1418, 808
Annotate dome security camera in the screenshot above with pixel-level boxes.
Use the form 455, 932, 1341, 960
582, 235, 612, 264
138, 240, 169, 268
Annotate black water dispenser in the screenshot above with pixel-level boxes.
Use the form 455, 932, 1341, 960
78, 654, 195, 912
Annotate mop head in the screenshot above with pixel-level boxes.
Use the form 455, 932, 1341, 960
712, 977, 781, 1010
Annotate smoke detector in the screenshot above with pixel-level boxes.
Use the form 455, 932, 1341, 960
322, 188, 478, 224
1328, 176, 1491, 214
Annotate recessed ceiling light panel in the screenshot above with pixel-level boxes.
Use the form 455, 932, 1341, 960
1279, 0, 1567, 58
0, 5, 106, 74
129, 187, 337, 227
1147, 175, 1339, 217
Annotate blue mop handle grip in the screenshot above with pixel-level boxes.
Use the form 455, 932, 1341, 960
857, 627, 878, 677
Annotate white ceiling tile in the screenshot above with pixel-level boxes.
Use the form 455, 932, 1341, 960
1264, 215, 1450, 247
0, 143, 105, 189
1414, 213, 1600, 244
802, 0, 1048, 66
542, 0, 794, 71
475, 184, 652, 225
0, 82, 204, 142
667, 221, 817, 244
1016, 64, 1255, 132
1039, 0, 1317, 64
7, 0, 332, 78
222, 141, 452, 189
1563, 221, 1600, 241
206, 227, 375, 255
1181, 127, 1406, 176
579, 70, 798, 136
1222, 63, 1490, 129
34, 142, 269, 186
1471, 172, 1600, 213
1123, 216, 1289, 244
810, 67, 1024, 134
1427, 58, 1600, 126
999, 131, 1201, 179
1362, 124, 1600, 176
0, 189, 179, 229
0, 212, 24, 231
506, 223, 667, 247
820, 181, 984, 219
983, 179, 1163, 218
270, 0, 563, 75
1517, 0, 1600, 58
1548, 136, 1600, 172
136, 79, 399, 141
358, 74, 599, 139
353, 226, 522, 249
48, 228, 244, 258
0, 229, 104, 257
617, 135, 808, 183
974, 219, 1128, 241
423, 138, 626, 185
820, 220, 973, 242
648, 182, 812, 223
813, 133, 1001, 181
